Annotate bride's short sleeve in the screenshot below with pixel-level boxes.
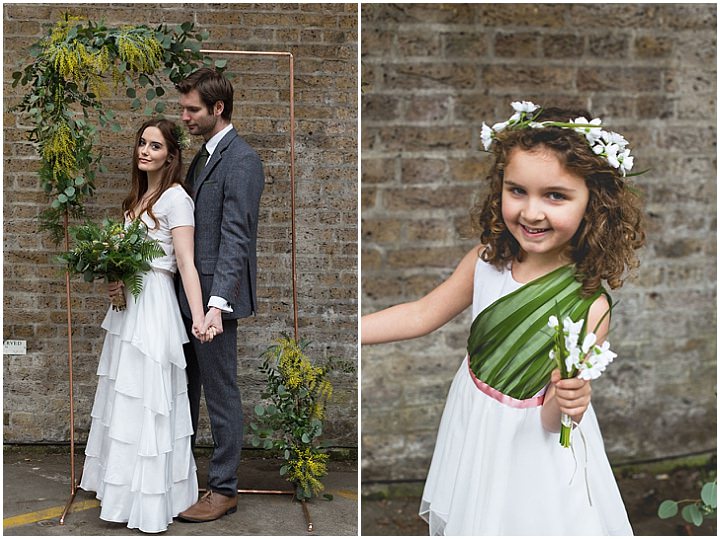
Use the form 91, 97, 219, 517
166, 188, 195, 229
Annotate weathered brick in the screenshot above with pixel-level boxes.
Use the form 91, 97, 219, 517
542, 34, 585, 59
634, 35, 673, 59
362, 95, 401, 122
588, 33, 630, 59
577, 67, 663, 92
384, 63, 478, 91
443, 31, 488, 59
396, 30, 441, 58
400, 157, 447, 184
483, 65, 575, 92
495, 32, 541, 58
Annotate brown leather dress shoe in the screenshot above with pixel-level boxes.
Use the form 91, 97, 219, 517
177, 491, 238, 522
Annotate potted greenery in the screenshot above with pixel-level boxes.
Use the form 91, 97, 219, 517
249, 335, 349, 501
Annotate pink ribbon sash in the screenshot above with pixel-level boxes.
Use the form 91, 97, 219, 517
466, 356, 545, 408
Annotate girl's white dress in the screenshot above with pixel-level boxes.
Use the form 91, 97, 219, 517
80, 186, 198, 533
419, 258, 633, 536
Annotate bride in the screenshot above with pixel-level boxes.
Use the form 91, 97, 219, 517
80, 118, 208, 533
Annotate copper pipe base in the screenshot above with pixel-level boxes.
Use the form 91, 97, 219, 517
59, 479, 80, 525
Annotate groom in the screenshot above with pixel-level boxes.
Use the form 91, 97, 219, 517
175, 68, 265, 522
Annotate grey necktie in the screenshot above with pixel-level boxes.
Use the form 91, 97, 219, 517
192, 144, 209, 185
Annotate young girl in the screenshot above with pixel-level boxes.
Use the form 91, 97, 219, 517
80, 119, 208, 533
362, 102, 645, 536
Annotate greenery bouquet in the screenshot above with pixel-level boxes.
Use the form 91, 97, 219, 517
59, 218, 165, 311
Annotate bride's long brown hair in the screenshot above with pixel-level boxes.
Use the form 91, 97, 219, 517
122, 118, 188, 228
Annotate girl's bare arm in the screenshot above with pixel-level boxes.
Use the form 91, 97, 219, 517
361, 246, 481, 345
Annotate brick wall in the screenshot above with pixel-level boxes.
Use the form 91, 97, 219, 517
361, 3, 716, 482
3, 3, 358, 448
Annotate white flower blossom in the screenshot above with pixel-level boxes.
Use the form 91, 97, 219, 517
618, 148, 634, 175
565, 334, 579, 351
492, 120, 509, 133
572, 117, 603, 143
594, 341, 617, 366
548, 315, 559, 329
578, 361, 604, 380
511, 100, 539, 113
603, 130, 628, 148
565, 347, 581, 373
581, 333, 597, 354
562, 317, 584, 338
481, 122, 494, 151
604, 143, 621, 168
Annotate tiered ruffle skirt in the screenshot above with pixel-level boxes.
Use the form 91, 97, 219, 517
80, 269, 198, 533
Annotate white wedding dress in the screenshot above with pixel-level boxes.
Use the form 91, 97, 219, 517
419, 257, 633, 535
80, 186, 198, 533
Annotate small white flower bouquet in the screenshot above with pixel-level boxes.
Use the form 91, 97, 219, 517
547, 314, 617, 447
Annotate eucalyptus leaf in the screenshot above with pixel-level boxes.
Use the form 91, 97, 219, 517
681, 504, 703, 526
658, 500, 678, 519
701, 481, 717, 508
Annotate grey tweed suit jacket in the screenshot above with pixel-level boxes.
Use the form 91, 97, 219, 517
179, 129, 264, 319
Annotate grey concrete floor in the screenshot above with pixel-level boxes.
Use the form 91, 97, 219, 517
3, 446, 358, 536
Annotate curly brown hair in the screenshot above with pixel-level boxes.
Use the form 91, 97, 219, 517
472, 107, 646, 296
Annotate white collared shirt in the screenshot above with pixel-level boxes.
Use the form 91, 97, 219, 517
203, 123, 235, 165
201, 122, 236, 314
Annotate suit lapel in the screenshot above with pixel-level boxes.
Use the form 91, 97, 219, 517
192, 129, 238, 199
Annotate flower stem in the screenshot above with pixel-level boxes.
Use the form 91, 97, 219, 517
559, 412, 572, 448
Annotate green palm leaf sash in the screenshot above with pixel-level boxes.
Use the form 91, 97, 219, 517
467, 265, 606, 400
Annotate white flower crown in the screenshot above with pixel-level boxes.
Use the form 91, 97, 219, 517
481, 101, 635, 176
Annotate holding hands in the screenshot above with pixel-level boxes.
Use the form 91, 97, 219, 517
192, 307, 223, 344
108, 282, 221, 344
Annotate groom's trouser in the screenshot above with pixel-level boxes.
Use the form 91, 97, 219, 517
183, 316, 242, 497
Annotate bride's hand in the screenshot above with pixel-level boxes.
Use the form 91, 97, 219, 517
108, 281, 124, 299
192, 318, 207, 343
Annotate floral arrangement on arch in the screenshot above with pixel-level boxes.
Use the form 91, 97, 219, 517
10, 13, 224, 243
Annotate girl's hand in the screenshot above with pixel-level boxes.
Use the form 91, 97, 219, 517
550, 368, 592, 422
108, 281, 124, 299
